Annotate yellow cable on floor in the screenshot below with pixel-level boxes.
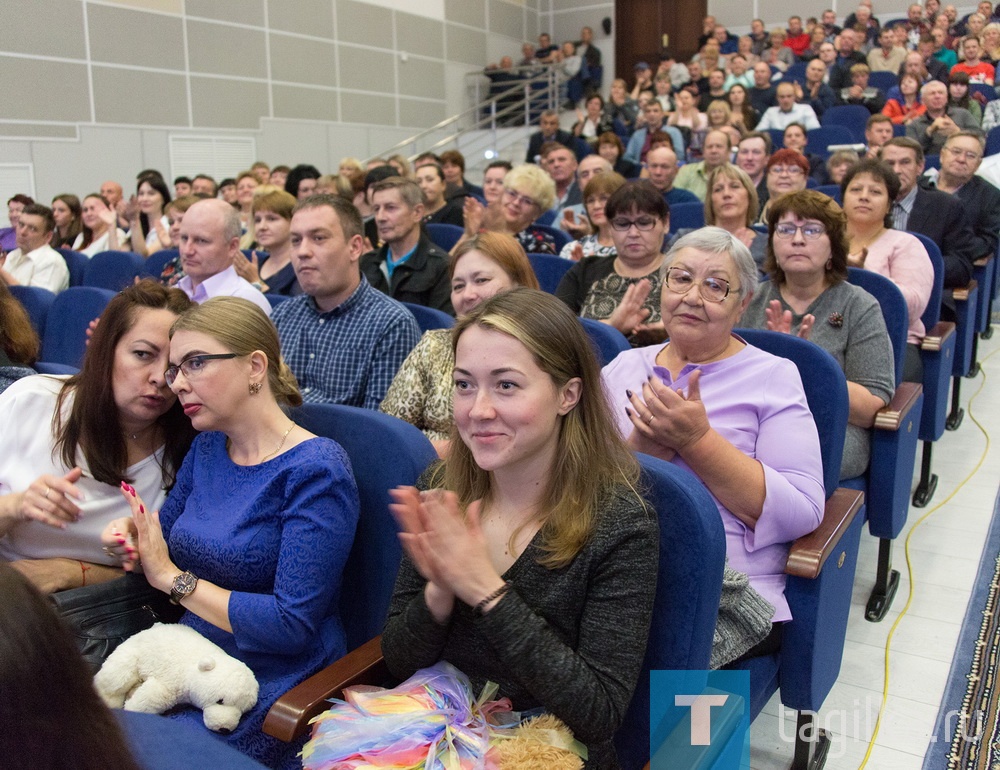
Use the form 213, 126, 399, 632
857, 347, 997, 769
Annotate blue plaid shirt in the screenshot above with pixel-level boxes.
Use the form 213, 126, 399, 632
271, 276, 420, 408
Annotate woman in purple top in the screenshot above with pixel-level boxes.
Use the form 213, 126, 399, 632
601, 227, 825, 636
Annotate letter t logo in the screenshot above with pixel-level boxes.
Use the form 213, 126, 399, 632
675, 694, 730, 745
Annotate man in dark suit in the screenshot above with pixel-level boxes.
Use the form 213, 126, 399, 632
525, 110, 575, 164
829, 29, 869, 91
933, 131, 1000, 261
575, 25, 602, 94
880, 137, 976, 290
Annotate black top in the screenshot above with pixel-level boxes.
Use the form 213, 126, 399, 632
360, 233, 454, 314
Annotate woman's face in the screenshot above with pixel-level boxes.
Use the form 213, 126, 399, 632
236, 176, 258, 208
441, 161, 463, 185
829, 160, 852, 185
416, 167, 446, 207
609, 206, 668, 268
7, 201, 24, 228
339, 162, 358, 176
598, 142, 620, 163
501, 186, 541, 230
611, 81, 626, 100
676, 90, 693, 109
949, 81, 968, 99
728, 86, 746, 106
843, 172, 891, 226
112, 307, 179, 434
783, 127, 807, 153
587, 96, 603, 116
482, 168, 507, 204
767, 162, 808, 196
901, 76, 919, 96
772, 212, 833, 280
166, 207, 184, 244
52, 200, 73, 229
136, 182, 164, 216
585, 192, 611, 229
81, 196, 108, 230
253, 209, 291, 250
167, 329, 252, 432
660, 247, 748, 347
707, 104, 727, 125
710, 175, 749, 224
450, 249, 516, 316
453, 325, 579, 477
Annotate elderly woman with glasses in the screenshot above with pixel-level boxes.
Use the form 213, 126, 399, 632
556, 181, 670, 346
601, 226, 825, 658
756, 149, 811, 224
742, 190, 895, 479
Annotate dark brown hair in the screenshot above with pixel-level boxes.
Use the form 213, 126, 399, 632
0, 281, 40, 365
0, 562, 142, 770
841, 157, 901, 227
764, 189, 850, 285
54, 280, 196, 487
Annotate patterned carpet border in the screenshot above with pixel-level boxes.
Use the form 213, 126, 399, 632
923, 483, 1000, 769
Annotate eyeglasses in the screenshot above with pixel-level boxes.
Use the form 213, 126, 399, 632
165, 353, 240, 387
774, 222, 827, 240
503, 189, 537, 209
665, 267, 738, 303
770, 165, 805, 176
610, 216, 660, 231
943, 146, 982, 161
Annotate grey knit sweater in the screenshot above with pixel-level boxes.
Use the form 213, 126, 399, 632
381, 486, 659, 770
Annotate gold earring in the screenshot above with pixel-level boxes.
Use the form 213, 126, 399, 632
249, 381, 263, 395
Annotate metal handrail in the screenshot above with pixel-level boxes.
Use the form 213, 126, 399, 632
364, 64, 568, 164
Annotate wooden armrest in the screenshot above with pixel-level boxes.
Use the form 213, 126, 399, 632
785, 488, 864, 579
953, 279, 978, 302
262, 636, 388, 742
921, 320, 956, 352
873, 381, 922, 430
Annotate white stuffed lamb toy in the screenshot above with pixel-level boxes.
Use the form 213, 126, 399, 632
94, 623, 259, 733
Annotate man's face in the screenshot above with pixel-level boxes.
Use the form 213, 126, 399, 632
643, 101, 664, 128
15, 213, 51, 253
777, 85, 797, 110
688, 61, 703, 81
806, 59, 827, 83
904, 52, 925, 75
980, 0, 993, 16
577, 156, 609, 188
177, 202, 236, 284
709, 69, 725, 90
923, 81, 948, 110
964, 38, 982, 61
945, 4, 957, 21
645, 147, 679, 190
941, 136, 984, 181
545, 149, 577, 185
540, 113, 560, 137
880, 29, 895, 48
866, 120, 894, 148
714, 25, 728, 43
289, 205, 362, 310
219, 183, 237, 204
881, 145, 923, 195
737, 138, 769, 178
702, 131, 730, 168
730, 55, 748, 75
789, 17, 803, 34
839, 30, 856, 54
100, 182, 123, 207
539, 34, 550, 48
820, 42, 837, 63
499, 55, 513, 68
823, 11, 837, 25
371, 188, 422, 245
174, 181, 191, 198
191, 177, 215, 196
581, 26, 592, 43
522, 43, 535, 58
909, 4, 924, 23
752, 63, 771, 87
752, 20, 765, 35
932, 28, 946, 47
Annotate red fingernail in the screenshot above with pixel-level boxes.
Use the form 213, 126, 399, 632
116, 537, 126, 544
139, 504, 145, 513
120, 481, 126, 489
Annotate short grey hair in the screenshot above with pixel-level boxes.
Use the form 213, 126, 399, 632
662, 226, 758, 301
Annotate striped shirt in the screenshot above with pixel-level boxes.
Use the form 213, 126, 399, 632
271, 276, 420, 408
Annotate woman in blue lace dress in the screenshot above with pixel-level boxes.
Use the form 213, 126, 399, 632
103, 297, 359, 769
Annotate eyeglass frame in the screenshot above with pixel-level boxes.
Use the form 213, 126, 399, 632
773, 222, 827, 240
609, 215, 662, 232
769, 165, 805, 176
164, 353, 241, 387
663, 266, 740, 303
942, 145, 982, 162
502, 188, 538, 209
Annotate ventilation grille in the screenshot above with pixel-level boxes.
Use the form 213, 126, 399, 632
169, 136, 257, 181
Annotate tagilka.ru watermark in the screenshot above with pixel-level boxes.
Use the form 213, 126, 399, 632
650, 671, 984, 768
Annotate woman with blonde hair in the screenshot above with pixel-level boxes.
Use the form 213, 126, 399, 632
466, 164, 558, 254
73, 194, 125, 257
982, 21, 1000, 60
560, 172, 627, 261
387, 154, 413, 179
102, 297, 359, 769
383, 287, 657, 769
702, 164, 767, 269
381, 232, 539, 456
232, 188, 300, 295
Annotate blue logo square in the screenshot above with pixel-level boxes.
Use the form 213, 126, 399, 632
649, 670, 751, 769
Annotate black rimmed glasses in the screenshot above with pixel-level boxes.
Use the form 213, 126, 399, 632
664, 267, 738, 303
165, 353, 240, 387
610, 215, 659, 231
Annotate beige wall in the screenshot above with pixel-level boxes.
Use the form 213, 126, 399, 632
2, 0, 542, 201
